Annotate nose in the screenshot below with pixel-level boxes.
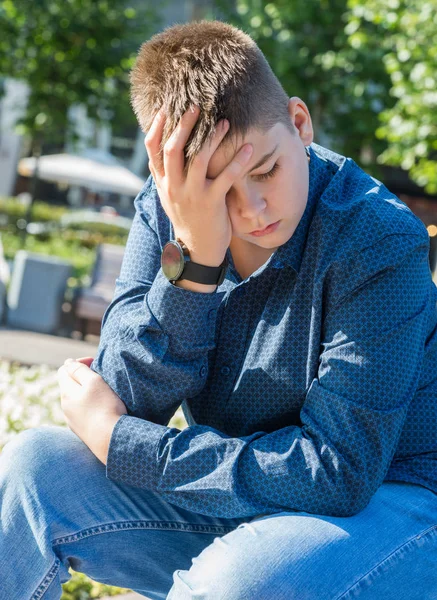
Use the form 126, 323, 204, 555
228, 183, 267, 220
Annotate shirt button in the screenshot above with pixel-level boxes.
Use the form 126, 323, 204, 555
220, 365, 231, 376
208, 308, 217, 319
199, 365, 207, 377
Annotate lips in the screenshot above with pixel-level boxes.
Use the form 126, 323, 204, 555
251, 224, 272, 234
249, 220, 280, 236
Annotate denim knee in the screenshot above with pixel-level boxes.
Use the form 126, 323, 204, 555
0, 426, 87, 494
167, 515, 355, 600
168, 521, 290, 600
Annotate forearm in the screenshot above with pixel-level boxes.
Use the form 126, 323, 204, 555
92, 269, 225, 424
87, 413, 123, 466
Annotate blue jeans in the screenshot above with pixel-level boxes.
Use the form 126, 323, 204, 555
0, 426, 436, 600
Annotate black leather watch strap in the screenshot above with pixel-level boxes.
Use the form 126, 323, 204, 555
181, 256, 228, 285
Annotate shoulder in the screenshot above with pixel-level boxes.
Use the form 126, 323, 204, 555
308, 144, 430, 307
310, 143, 429, 263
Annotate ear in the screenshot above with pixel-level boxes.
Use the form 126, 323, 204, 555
287, 97, 314, 146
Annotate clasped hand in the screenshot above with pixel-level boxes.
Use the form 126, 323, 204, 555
57, 357, 127, 463
146, 104, 253, 266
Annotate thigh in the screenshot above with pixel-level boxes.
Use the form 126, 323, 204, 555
0, 426, 245, 600
167, 481, 437, 600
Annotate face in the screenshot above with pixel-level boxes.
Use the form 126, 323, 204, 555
206, 97, 313, 257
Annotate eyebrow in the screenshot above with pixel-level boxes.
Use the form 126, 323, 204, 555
207, 143, 279, 180
247, 144, 279, 173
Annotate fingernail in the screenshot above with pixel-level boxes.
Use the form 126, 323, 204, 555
243, 144, 253, 156
190, 104, 198, 113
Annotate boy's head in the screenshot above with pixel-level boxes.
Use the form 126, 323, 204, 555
130, 19, 296, 170
130, 20, 314, 256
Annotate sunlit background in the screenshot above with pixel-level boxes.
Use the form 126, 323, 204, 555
0, 1, 436, 598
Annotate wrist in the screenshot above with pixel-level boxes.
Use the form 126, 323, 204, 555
189, 252, 226, 268
173, 279, 217, 293
172, 233, 226, 267
88, 412, 125, 466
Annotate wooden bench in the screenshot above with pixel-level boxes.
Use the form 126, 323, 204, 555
73, 243, 125, 338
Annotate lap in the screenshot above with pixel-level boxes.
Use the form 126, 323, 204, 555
3, 428, 436, 599
0, 426, 244, 600
168, 481, 437, 600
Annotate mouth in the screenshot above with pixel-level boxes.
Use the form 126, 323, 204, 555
249, 220, 280, 237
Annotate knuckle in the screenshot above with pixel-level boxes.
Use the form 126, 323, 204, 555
227, 160, 241, 176
163, 183, 174, 199
163, 143, 177, 157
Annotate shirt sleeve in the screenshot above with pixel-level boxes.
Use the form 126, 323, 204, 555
105, 233, 432, 519
91, 175, 226, 426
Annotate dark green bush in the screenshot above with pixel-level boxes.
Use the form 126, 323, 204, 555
0, 197, 67, 224
1, 229, 96, 286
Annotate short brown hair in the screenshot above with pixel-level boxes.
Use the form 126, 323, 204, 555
130, 19, 294, 172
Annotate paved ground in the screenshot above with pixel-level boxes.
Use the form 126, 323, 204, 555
0, 326, 99, 367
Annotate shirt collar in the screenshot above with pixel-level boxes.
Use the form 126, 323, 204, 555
272, 143, 336, 274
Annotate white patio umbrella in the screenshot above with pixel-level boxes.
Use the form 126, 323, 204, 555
18, 151, 145, 196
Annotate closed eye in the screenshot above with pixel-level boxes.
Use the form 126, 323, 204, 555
253, 162, 280, 182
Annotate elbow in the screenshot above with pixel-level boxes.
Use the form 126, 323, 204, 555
331, 475, 376, 517
338, 493, 372, 517
316, 466, 376, 517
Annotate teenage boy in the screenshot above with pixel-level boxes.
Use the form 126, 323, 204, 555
1, 19, 436, 600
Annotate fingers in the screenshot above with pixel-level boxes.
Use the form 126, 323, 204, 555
145, 106, 167, 179
210, 143, 253, 198
162, 105, 201, 187
57, 365, 79, 393
145, 104, 253, 201
145, 104, 202, 187
188, 118, 230, 188
62, 360, 97, 386
71, 357, 94, 367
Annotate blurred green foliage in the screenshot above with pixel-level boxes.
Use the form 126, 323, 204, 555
216, 0, 437, 192
348, 0, 437, 194
0, 197, 128, 286
0, 0, 162, 146
0, 197, 68, 222
1, 229, 96, 286
217, 0, 393, 181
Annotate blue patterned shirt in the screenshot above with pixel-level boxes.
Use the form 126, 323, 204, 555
91, 142, 437, 519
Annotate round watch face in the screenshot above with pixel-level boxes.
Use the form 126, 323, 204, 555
161, 241, 184, 281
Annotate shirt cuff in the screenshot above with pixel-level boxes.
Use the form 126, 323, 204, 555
105, 414, 168, 489
145, 268, 227, 351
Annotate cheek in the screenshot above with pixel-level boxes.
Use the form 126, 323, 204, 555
226, 202, 238, 228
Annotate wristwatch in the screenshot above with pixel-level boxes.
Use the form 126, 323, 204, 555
161, 238, 228, 286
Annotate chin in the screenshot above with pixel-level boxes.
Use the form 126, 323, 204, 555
250, 237, 280, 250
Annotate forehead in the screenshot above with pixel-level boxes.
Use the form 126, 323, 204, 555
206, 122, 286, 179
